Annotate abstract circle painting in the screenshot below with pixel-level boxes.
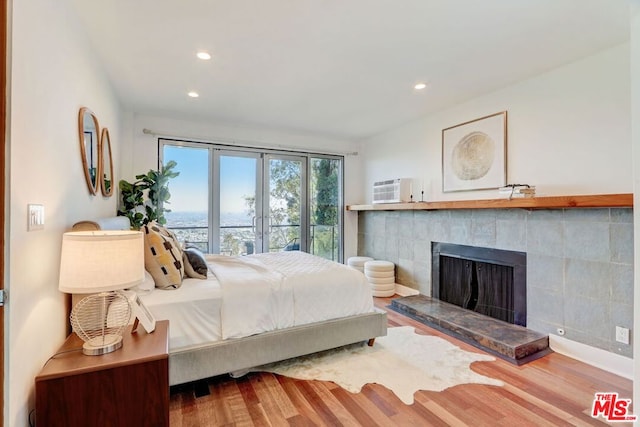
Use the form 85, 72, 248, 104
451, 131, 495, 181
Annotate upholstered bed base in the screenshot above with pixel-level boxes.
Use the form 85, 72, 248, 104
169, 309, 388, 386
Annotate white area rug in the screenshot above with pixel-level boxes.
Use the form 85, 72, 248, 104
254, 326, 503, 404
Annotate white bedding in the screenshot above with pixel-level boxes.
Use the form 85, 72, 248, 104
139, 251, 375, 351
247, 252, 374, 326
206, 254, 294, 339
138, 277, 222, 351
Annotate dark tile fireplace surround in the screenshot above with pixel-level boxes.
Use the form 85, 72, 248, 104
357, 208, 634, 360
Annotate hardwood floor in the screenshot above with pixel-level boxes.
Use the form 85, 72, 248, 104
169, 296, 633, 426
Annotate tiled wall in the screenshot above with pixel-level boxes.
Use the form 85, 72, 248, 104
357, 208, 633, 358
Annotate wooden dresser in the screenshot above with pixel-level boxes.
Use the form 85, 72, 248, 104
35, 320, 169, 427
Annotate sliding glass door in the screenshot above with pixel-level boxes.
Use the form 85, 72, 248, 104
309, 157, 341, 261
264, 154, 306, 252
162, 143, 210, 251
218, 152, 261, 255
161, 139, 343, 261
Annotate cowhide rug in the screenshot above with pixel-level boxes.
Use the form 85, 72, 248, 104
252, 326, 503, 404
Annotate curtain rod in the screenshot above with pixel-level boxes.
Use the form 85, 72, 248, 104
142, 128, 358, 156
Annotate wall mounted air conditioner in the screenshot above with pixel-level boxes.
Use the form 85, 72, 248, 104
373, 178, 411, 203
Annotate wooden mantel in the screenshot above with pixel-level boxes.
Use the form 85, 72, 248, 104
346, 193, 633, 212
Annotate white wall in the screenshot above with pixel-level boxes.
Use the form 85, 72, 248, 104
123, 114, 363, 258
360, 43, 631, 201
7, 0, 122, 424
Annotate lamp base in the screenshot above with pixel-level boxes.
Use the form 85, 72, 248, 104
82, 333, 123, 356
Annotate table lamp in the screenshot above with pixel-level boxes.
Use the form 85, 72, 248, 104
58, 230, 144, 355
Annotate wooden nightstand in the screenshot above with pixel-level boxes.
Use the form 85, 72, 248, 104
35, 320, 169, 427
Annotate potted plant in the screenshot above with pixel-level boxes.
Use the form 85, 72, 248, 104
118, 160, 179, 230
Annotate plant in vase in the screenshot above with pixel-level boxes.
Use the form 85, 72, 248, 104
118, 160, 179, 230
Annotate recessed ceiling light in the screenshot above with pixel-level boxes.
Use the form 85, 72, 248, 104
187, 91, 199, 98
414, 82, 427, 90
196, 51, 211, 60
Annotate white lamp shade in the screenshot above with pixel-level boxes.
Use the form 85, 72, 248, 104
58, 230, 145, 293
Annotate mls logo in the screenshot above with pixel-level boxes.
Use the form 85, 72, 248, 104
591, 392, 637, 422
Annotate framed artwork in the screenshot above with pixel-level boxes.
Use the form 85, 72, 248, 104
442, 111, 507, 192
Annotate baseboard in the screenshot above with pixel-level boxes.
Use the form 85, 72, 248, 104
549, 334, 632, 380
394, 284, 420, 297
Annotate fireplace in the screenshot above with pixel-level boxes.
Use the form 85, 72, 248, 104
432, 242, 527, 326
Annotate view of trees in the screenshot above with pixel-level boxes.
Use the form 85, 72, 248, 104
310, 158, 339, 260
240, 157, 340, 260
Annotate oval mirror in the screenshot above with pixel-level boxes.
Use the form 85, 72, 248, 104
100, 128, 114, 197
78, 107, 100, 195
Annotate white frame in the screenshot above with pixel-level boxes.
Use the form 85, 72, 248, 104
442, 111, 507, 192
130, 293, 156, 333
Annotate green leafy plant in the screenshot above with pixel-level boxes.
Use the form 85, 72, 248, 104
117, 160, 180, 229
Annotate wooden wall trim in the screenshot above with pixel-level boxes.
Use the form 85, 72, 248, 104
346, 193, 633, 212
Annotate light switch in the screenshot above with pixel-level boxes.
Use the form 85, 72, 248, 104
28, 204, 44, 231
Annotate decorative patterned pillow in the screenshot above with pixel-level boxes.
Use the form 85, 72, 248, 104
183, 247, 208, 279
142, 223, 184, 289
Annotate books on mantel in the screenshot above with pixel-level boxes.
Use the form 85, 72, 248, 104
498, 185, 536, 198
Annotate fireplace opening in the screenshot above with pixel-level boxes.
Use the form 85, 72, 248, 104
432, 242, 526, 326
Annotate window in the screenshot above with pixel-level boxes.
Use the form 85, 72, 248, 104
309, 157, 341, 261
160, 139, 344, 262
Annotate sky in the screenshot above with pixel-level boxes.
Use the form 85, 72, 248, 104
164, 145, 256, 214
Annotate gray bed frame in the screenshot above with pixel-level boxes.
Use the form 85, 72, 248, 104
169, 309, 388, 386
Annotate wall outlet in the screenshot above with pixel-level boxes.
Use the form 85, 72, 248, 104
615, 326, 630, 345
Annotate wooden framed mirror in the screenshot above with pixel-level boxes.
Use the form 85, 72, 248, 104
78, 107, 100, 195
100, 128, 114, 197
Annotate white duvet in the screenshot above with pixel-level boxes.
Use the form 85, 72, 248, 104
140, 251, 375, 349
209, 251, 374, 339
206, 253, 293, 339
136, 277, 223, 350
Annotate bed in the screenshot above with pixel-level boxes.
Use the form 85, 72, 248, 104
73, 218, 388, 386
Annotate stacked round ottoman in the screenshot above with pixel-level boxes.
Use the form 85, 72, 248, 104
364, 260, 395, 297
347, 256, 374, 273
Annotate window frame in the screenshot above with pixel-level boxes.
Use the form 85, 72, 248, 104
158, 138, 345, 262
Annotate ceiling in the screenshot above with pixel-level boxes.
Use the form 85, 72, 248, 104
71, 0, 630, 141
